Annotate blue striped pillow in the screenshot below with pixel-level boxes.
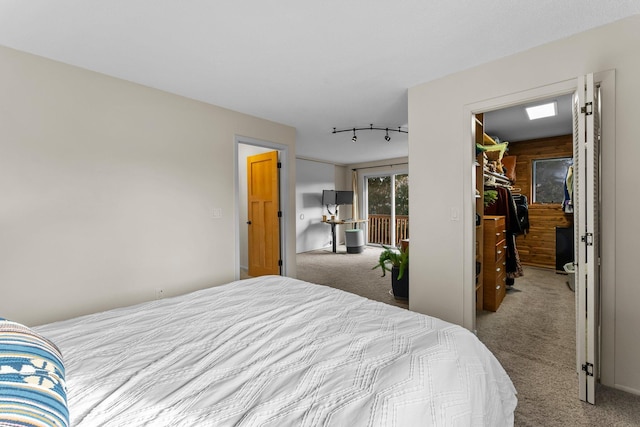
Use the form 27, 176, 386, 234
0, 319, 68, 427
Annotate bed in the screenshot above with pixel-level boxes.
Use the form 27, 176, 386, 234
23, 275, 516, 426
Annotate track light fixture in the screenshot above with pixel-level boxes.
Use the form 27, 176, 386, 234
332, 124, 408, 143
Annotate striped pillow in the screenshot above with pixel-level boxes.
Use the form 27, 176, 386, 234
0, 319, 68, 427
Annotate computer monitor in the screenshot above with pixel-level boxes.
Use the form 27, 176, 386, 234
322, 190, 336, 205
336, 190, 354, 205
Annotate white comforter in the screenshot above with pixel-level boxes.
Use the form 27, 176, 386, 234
36, 276, 516, 426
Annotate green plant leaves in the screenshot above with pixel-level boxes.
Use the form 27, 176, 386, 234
372, 245, 408, 279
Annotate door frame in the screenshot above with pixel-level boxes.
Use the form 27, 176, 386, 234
234, 136, 290, 279
463, 77, 578, 332
462, 70, 616, 388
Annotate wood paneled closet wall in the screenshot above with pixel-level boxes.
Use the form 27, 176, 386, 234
507, 135, 574, 269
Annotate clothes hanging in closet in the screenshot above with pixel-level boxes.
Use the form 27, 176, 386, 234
485, 186, 524, 281
512, 194, 530, 235
563, 165, 574, 213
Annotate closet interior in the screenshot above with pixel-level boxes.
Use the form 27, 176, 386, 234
474, 95, 574, 313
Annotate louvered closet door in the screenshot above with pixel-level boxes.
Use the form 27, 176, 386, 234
574, 73, 601, 405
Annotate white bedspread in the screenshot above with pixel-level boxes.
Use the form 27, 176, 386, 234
36, 276, 516, 426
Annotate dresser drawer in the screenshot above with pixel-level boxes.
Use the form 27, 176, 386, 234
494, 239, 507, 264
482, 215, 507, 312
483, 216, 506, 262
493, 228, 507, 247
485, 259, 506, 282
484, 270, 506, 311
496, 271, 506, 300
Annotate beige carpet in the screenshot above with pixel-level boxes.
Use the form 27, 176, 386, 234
478, 266, 640, 426
295, 247, 640, 426
296, 245, 408, 310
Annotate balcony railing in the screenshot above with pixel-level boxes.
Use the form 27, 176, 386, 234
368, 214, 409, 246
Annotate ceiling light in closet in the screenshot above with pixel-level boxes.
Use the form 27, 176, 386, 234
525, 101, 557, 120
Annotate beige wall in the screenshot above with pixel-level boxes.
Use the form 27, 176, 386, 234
0, 45, 296, 326
408, 15, 640, 394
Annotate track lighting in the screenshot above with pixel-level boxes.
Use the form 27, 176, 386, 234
332, 124, 408, 142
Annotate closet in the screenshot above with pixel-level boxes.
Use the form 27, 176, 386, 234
471, 77, 602, 404
474, 114, 527, 312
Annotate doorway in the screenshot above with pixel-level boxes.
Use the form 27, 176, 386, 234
466, 71, 614, 405
474, 94, 578, 405
246, 150, 280, 276
480, 93, 574, 273
236, 137, 289, 279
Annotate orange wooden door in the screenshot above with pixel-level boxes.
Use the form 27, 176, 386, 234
247, 150, 280, 276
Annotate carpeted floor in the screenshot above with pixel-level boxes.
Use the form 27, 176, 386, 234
296, 245, 408, 310
294, 246, 640, 426
477, 266, 640, 426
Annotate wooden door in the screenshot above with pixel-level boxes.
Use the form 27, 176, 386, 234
247, 150, 281, 276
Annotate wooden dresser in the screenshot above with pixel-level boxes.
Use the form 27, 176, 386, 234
483, 215, 507, 311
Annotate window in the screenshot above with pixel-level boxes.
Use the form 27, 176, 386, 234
532, 157, 573, 203
366, 173, 409, 246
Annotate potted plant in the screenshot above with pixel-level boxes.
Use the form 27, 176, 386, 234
373, 245, 409, 299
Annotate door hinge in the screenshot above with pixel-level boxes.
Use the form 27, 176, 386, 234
277, 162, 282, 169
278, 259, 283, 267
582, 362, 594, 377
278, 211, 282, 218
581, 233, 594, 246
581, 102, 593, 116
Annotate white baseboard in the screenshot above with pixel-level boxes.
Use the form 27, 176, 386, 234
612, 383, 640, 397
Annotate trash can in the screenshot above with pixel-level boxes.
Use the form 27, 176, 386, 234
563, 262, 575, 292
345, 229, 364, 254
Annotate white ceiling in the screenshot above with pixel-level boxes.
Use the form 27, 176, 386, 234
484, 94, 574, 143
1, 1, 638, 164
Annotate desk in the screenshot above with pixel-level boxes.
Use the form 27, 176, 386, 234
322, 219, 367, 253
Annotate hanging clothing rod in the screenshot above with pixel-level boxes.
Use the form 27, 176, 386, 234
484, 169, 511, 184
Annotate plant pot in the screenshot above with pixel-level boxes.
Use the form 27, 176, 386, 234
391, 266, 409, 300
